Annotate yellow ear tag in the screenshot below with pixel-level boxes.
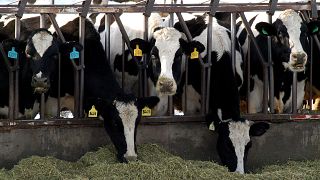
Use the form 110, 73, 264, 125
142, 106, 152, 117
190, 48, 199, 59
134, 45, 143, 57
88, 105, 98, 118
209, 122, 215, 131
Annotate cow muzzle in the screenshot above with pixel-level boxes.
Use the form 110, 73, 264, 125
156, 76, 177, 96
286, 52, 307, 72
124, 155, 137, 162
31, 76, 50, 94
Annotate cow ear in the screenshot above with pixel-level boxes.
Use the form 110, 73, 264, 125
179, 39, 205, 55
307, 20, 320, 35
205, 113, 221, 131
255, 22, 276, 36
249, 122, 270, 136
130, 38, 152, 54
136, 96, 160, 110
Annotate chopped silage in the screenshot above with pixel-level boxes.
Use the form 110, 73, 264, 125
0, 144, 319, 180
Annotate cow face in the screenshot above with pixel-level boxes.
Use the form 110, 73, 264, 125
207, 115, 269, 174
93, 95, 159, 163
150, 27, 185, 96
255, 10, 312, 72
25, 29, 59, 94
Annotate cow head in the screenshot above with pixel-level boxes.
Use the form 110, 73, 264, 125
90, 94, 159, 163
25, 29, 59, 94
255, 10, 318, 72
148, 27, 187, 96
207, 114, 269, 174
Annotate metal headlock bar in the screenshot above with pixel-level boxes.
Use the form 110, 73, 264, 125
267, 0, 277, 114
1, 1, 320, 124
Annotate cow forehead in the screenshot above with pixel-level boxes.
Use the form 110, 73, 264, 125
114, 100, 138, 128
31, 31, 53, 58
278, 10, 304, 35
153, 28, 182, 59
228, 120, 251, 145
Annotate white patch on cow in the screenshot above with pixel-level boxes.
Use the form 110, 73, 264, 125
114, 100, 138, 159
228, 120, 251, 174
153, 27, 182, 81
36, 71, 43, 78
0, 106, 9, 117
235, 50, 244, 88
248, 75, 264, 113
217, 109, 222, 121
32, 31, 53, 57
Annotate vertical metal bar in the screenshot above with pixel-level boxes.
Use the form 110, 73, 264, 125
74, 69, 79, 118
183, 55, 188, 113
8, 71, 14, 120
41, 93, 45, 119
105, 14, 111, 65
40, 13, 46, 28
205, 15, 213, 114
200, 66, 206, 115
14, 16, 21, 119
309, 38, 313, 110
143, 16, 148, 97
168, 7, 174, 115
58, 53, 61, 117
268, 14, 274, 113
247, 37, 251, 113
169, 0, 174, 27
231, 13, 236, 76
292, 72, 297, 113
79, 16, 86, 118
122, 39, 125, 90
168, 95, 173, 115
262, 66, 269, 114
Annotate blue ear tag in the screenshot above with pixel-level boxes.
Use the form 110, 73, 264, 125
8, 47, 18, 60
262, 28, 269, 36
69, 47, 79, 59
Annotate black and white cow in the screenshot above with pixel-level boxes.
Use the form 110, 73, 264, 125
136, 13, 270, 173
207, 114, 269, 173
236, 9, 315, 113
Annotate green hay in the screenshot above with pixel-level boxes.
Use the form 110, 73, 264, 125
0, 144, 320, 180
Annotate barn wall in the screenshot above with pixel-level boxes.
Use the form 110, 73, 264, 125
0, 121, 319, 171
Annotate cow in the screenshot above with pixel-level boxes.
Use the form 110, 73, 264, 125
18, 26, 160, 163
134, 13, 270, 173
236, 9, 315, 113
0, 39, 35, 118
207, 114, 269, 173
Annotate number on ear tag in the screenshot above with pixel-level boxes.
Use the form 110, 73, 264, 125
70, 47, 79, 59
134, 45, 143, 57
88, 105, 98, 118
190, 48, 199, 59
8, 47, 18, 60
142, 106, 151, 117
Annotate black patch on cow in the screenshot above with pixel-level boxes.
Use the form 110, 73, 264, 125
114, 50, 139, 76
173, 15, 207, 38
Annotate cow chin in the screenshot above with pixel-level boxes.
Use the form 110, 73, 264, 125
33, 86, 49, 94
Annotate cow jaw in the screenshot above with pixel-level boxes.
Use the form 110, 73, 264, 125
228, 120, 251, 174
114, 100, 138, 161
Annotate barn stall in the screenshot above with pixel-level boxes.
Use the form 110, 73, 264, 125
0, 0, 319, 172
